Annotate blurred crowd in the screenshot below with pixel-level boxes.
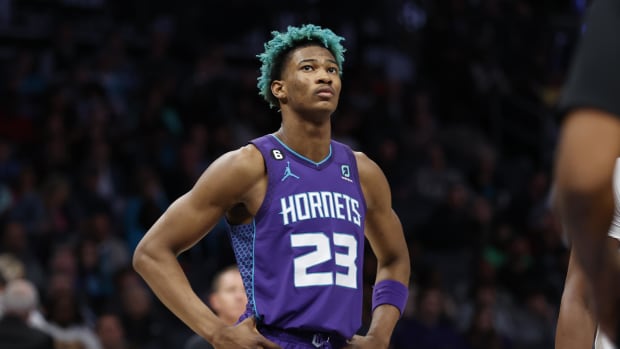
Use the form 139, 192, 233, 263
0, 0, 586, 348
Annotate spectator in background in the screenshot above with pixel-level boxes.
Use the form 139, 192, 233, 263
123, 165, 168, 252
0, 273, 6, 316
119, 282, 164, 349
464, 304, 511, 349
83, 209, 130, 280
0, 278, 54, 349
391, 286, 468, 349
96, 313, 130, 349
456, 281, 515, 343
184, 265, 247, 349
38, 174, 75, 247
0, 220, 45, 290
38, 292, 101, 349
8, 165, 45, 237
0, 138, 21, 185
509, 289, 556, 349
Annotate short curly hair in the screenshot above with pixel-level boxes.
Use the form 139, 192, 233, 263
257, 24, 346, 109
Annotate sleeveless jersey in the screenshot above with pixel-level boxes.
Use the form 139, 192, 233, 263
228, 134, 367, 339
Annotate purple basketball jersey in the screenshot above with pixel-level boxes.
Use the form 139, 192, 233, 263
228, 134, 367, 339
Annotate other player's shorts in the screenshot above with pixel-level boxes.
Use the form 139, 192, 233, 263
596, 326, 617, 349
557, 0, 620, 120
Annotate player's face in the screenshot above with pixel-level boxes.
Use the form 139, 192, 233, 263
210, 270, 247, 325
278, 45, 341, 115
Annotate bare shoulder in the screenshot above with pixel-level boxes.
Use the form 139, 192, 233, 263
353, 151, 390, 209
353, 151, 386, 184
207, 144, 265, 180
226, 143, 265, 175
189, 143, 266, 209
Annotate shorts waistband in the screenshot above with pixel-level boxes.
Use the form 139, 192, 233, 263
258, 324, 348, 348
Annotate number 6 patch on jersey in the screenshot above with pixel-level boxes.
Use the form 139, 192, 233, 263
271, 149, 285, 160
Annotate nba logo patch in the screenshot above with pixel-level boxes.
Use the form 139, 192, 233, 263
341, 165, 350, 178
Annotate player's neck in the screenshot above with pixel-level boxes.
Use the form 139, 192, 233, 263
274, 121, 331, 163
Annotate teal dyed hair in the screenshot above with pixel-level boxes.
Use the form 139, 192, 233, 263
257, 24, 346, 108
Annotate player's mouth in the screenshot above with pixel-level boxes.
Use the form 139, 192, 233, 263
315, 87, 335, 98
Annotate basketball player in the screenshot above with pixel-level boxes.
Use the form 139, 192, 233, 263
555, 158, 620, 349
554, 0, 620, 344
133, 24, 410, 349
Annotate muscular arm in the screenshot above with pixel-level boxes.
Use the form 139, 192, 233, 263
554, 110, 620, 338
355, 152, 411, 347
132, 145, 266, 343
555, 248, 597, 349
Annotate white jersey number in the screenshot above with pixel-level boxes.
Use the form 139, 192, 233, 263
290, 232, 358, 288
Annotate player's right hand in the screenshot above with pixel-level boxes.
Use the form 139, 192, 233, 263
212, 317, 282, 349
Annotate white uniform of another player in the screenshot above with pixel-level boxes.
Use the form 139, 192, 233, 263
594, 158, 620, 349
596, 330, 616, 349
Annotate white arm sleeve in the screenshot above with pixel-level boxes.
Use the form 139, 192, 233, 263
608, 158, 620, 241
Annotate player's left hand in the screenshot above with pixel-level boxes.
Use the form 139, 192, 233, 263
343, 334, 389, 349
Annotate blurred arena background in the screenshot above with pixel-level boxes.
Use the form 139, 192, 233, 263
0, 0, 589, 348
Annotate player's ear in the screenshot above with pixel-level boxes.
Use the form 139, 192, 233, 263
271, 80, 286, 101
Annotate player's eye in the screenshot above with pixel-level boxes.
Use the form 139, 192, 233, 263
327, 67, 338, 74
301, 65, 314, 71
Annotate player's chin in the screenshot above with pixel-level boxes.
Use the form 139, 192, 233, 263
316, 95, 338, 103
314, 100, 338, 112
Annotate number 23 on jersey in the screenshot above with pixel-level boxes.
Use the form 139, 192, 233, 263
290, 232, 358, 289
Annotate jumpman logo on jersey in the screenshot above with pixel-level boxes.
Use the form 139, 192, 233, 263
281, 161, 300, 182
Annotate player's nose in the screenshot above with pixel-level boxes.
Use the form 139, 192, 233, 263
316, 69, 332, 84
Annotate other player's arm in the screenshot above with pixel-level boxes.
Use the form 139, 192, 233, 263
555, 109, 620, 338
555, 247, 597, 349
350, 152, 411, 348
132, 145, 279, 349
